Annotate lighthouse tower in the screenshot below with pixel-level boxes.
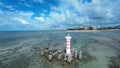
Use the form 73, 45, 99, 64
65, 33, 72, 55
65, 33, 72, 62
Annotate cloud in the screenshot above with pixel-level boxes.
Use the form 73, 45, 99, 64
18, 11, 34, 17
35, 17, 44, 22
49, 12, 65, 22
0, 2, 15, 10
0, 10, 42, 30
34, 0, 44, 3
34, 9, 90, 29
23, 3, 32, 7
57, 0, 120, 26
12, 17, 28, 24
0, 0, 120, 30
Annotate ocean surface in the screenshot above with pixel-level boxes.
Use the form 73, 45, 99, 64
0, 30, 120, 68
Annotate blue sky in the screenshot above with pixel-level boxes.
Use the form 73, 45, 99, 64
0, 0, 120, 30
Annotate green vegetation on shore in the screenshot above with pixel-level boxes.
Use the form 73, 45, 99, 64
67, 25, 120, 30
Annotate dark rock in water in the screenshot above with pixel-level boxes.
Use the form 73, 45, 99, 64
82, 50, 96, 62
72, 39, 77, 44
109, 55, 120, 68
0, 54, 31, 68
52, 43, 59, 46
53, 49, 58, 53
0, 60, 3, 66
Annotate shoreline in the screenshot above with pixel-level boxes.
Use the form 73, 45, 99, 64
66, 29, 120, 32
67, 30, 100, 32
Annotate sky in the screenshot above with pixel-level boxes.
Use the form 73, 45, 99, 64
0, 0, 120, 30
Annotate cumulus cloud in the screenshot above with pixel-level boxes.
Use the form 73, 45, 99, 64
0, 2, 15, 10
48, 0, 120, 27
0, 0, 120, 30
12, 17, 28, 24
34, 0, 44, 3
35, 17, 44, 22
0, 10, 42, 30
34, 9, 90, 29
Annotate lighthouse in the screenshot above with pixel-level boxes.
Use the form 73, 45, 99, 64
65, 33, 72, 55
65, 33, 72, 62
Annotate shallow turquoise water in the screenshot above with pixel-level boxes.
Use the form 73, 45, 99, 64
0, 30, 120, 68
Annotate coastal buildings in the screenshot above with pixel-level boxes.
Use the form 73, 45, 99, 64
84, 26, 93, 30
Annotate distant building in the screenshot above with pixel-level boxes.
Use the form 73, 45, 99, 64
84, 26, 93, 30
93, 26, 97, 30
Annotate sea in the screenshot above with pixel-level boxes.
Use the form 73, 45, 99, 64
0, 30, 120, 68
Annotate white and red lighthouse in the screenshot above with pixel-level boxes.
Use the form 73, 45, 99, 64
65, 33, 72, 55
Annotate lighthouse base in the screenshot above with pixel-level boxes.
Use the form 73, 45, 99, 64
64, 53, 72, 62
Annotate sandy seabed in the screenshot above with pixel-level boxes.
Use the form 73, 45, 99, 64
0, 30, 120, 68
